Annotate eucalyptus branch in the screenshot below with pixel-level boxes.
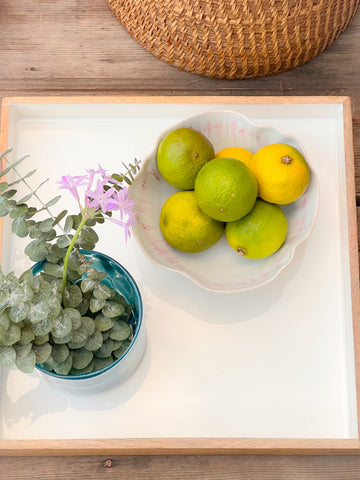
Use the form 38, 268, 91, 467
1, 151, 67, 235
3, 154, 59, 224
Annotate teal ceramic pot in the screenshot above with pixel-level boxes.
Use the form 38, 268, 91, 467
34, 250, 146, 393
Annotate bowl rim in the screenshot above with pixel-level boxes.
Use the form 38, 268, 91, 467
130, 109, 320, 293
34, 249, 143, 380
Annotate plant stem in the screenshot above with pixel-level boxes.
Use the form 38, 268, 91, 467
61, 215, 87, 297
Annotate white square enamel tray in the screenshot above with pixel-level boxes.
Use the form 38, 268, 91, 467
0, 96, 359, 455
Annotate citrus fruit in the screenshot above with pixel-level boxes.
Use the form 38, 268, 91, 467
157, 127, 215, 190
251, 143, 310, 205
225, 198, 288, 259
194, 157, 258, 222
215, 146, 253, 169
160, 190, 224, 253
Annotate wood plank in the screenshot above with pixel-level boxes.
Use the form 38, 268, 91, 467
3, 454, 360, 479
0, 0, 360, 477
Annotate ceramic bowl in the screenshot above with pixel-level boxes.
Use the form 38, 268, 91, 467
129, 110, 319, 293
35, 250, 146, 392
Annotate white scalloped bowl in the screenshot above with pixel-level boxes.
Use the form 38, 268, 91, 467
129, 110, 319, 293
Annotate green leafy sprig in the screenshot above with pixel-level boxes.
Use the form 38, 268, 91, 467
0, 150, 141, 374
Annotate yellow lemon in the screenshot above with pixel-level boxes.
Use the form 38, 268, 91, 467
251, 143, 310, 205
157, 127, 215, 190
215, 146, 253, 169
160, 191, 224, 253
225, 198, 288, 259
194, 157, 258, 222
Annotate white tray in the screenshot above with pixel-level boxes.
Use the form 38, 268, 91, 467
0, 96, 359, 455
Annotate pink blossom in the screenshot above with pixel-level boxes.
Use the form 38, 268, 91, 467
115, 187, 135, 220
109, 213, 137, 242
85, 179, 118, 212
57, 175, 88, 202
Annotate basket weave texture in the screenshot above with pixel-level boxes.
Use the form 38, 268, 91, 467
107, 0, 359, 79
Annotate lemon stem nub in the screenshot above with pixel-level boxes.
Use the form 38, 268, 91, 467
281, 155, 292, 164
237, 247, 247, 256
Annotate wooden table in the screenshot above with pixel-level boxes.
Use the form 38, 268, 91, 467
1, 1, 360, 478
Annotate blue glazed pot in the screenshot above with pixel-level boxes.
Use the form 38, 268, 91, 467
33, 250, 146, 392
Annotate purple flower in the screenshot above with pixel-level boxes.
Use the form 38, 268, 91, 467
57, 175, 88, 202
115, 187, 135, 220
109, 214, 137, 242
85, 179, 118, 212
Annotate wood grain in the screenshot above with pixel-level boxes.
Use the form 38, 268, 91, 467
0, 0, 360, 477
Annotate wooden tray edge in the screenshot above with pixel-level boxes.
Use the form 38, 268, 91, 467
0, 95, 359, 456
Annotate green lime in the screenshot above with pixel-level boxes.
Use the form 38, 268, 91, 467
225, 198, 288, 259
194, 157, 258, 222
157, 127, 215, 190
160, 191, 224, 253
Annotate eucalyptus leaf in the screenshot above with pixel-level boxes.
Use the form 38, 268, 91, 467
0, 310, 11, 331
81, 227, 99, 244
102, 301, 125, 318
81, 316, 95, 336
51, 331, 73, 345
2, 189, 17, 199
0, 182, 9, 193
113, 340, 131, 359
52, 344, 69, 364
76, 297, 90, 316
18, 325, 36, 346
8, 302, 30, 323
32, 342, 52, 364
24, 239, 47, 262
0, 196, 10, 216
11, 217, 29, 238
53, 355, 72, 375
87, 268, 106, 281
109, 320, 131, 341
43, 261, 64, 279
10, 204, 29, 219
41, 355, 55, 372
63, 284, 83, 308
63, 215, 73, 233
15, 350, 37, 373
40, 228, 56, 241
0, 346, 16, 366
7, 284, 26, 307
94, 338, 114, 359
52, 209, 68, 227
90, 297, 106, 313
14, 343, 33, 359
84, 329, 103, 351
80, 277, 96, 293
47, 296, 62, 320
94, 356, 114, 371
28, 300, 49, 324
94, 313, 115, 332
30, 316, 53, 336
45, 195, 61, 208
93, 282, 113, 300
71, 348, 93, 370
39, 217, 55, 233
25, 207, 37, 219
46, 244, 67, 262
69, 323, 88, 346
56, 234, 72, 248
0, 154, 29, 177
70, 359, 95, 375
0, 324, 5, 342
18, 193, 34, 204
1, 323, 21, 346
33, 333, 49, 346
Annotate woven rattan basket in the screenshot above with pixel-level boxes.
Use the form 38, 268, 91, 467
107, 0, 359, 79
